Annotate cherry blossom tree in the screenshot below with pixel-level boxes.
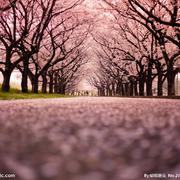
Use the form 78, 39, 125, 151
101, 0, 180, 96
0, 0, 86, 93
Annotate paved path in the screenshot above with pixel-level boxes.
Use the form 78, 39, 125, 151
0, 97, 180, 180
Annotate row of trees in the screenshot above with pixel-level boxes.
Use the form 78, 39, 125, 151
0, 0, 90, 94
89, 0, 179, 96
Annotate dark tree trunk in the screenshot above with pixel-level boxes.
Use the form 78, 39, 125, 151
167, 64, 175, 96
146, 62, 153, 96
125, 83, 130, 96
129, 81, 134, 96
116, 81, 123, 96
42, 73, 47, 93
146, 82, 153, 96
109, 88, 113, 96
155, 62, 163, 96
122, 84, 125, 96
102, 88, 105, 96
112, 83, 115, 96
146, 80, 153, 96
21, 59, 29, 93
159, 41, 175, 96
49, 74, 54, 93
106, 87, 110, 96
59, 84, 66, 95
2, 70, 11, 92
32, 76, 39, 93
139, 76, 145, 96
157, 72, 163, 96
134, 81, 138, 96
100, 88, 105, 96
2, 53, 12, 92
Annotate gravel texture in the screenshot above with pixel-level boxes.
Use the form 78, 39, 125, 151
0, 97, 180, 180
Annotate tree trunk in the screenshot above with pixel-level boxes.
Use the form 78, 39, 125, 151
49, 74, 54, 94
116, 81, 123, 96
2, 53, 12, 92
129, 81, 134, 96
59, 84, 66, 95
139, 76, 145, 96
155, 62, 163, 96
146, 63, 153, 96
167, 64, 175, 96
125, 83, 129, 96
146, 79, 153, 96
109, 87, 113, 96
58, 82, 65, 94
21, 59, 29, 93
159, 42, 175, 96
134, 80, 138, 96
106, 87, 110, 96
32, 76, 39, 93
2, 70, 11, 92
100, 88, 105, 96
122, 84, 125, 96
42, 73, 47, 93
157, 72, 163, 96
112, 83, 115, 96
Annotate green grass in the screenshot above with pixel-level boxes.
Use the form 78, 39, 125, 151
0, 86, 70, 100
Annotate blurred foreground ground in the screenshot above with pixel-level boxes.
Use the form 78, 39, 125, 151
0, 97, 180, 180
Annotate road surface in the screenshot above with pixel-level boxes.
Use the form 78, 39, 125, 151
0, 97, 180, 180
